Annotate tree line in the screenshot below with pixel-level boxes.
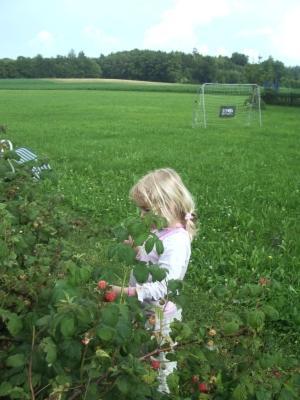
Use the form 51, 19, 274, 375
0, 49, 299, 88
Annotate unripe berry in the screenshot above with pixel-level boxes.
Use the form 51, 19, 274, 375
104, 291, 117, 302
98, 280, 107, 290
151, 360, 160, 370
198, 382, 208, 393
208, 328, 217, 337
191, 375, 199, 383
259, 277, 270, 286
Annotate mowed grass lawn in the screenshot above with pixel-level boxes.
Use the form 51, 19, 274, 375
1, 87, 299, 354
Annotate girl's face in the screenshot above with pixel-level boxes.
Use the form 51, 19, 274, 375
139, 206, 150, 218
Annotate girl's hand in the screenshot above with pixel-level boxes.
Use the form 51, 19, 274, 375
123, 235, 134, 246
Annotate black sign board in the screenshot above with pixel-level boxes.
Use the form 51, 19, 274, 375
219, 106, 236, 118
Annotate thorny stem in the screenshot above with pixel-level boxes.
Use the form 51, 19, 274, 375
29, 325, 36, 400
120, 265, 129, 303
80, 344, 88, 382
139, 339, 201, 361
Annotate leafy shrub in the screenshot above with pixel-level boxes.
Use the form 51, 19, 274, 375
0, 150, 299, 399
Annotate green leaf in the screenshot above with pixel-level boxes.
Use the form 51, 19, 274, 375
101, 304, 120, 327
115, 243, 136, 265
127, 220, 146, 237
262, 305, 280, 321
6, 354, 26, 368
167, 372, 179, 394
149, 265, 167, 282
60, 316, 75, 337
113, 225, 129, 242
40, 337, 57, 364
247, 310, 265, 330
155, 239, 164, 255
278, 387, 298, 400
79, 265, 92, 283
0, 382, 13, 396
168, 279, 183, 293
116, 319, 132, 341
256, 388, 273, 400
95, 349, 110, 358
223, 321, 240, 335
7, 314, 23, 336
145, 236, 155, 254
36, 315, 51, 327
134, 232, 149, 246
132, 263, 149, 283
116, 376, 129, 394
232, 384, 248, 400
97, 326, 115, 341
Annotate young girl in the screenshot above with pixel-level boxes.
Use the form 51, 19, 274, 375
111, 168, 197, 393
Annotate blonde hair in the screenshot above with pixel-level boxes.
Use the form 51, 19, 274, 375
130, 168, 197, 240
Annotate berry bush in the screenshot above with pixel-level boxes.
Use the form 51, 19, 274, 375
0, 149, 299, 399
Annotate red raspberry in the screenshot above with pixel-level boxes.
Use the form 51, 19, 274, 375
198, 382, 208, 393
104, 291, 117, 302
151, 360, 160, 370
98, 280, 107, 290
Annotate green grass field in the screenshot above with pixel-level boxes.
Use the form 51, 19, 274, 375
1, 82, 299, 357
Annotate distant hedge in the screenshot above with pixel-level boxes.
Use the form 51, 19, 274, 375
262, 89, 300, 106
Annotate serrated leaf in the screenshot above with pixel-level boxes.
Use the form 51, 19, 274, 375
262, 305, 279, 321
97, 326, 115, 341
256, 388, 273, 400
148, 265, 167, 282
127, 220, 146, 237
36, 315, 51, 327
113, 225, 129, 242
134, 232, 149, 246
116, 376, 129, 394
6, 354, 26, 368
95, 348, 110, 358
60, 316, 75, 337
167, 279, 183, 292
223, 321, 240, 335
167, 372, 179, 394
115, 243, 136, 265
0, 382, 13, 396
40, 337, 57, 364
232, 384, 248, 400
247, 310, 265, 330
132, 263, 149, 283
145, 236, 155, 254
7, 315, 23, 336
101, 304, 119, 327
155, 239, 164, 255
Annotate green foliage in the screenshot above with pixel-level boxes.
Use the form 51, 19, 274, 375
0, 87, 299, 399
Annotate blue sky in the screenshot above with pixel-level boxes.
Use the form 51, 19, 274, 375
1, 0, 299, 66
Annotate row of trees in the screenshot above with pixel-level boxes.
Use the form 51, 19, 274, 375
0, 49, 300, 87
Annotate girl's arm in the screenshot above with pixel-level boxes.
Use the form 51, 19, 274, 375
111, 285, 137, 297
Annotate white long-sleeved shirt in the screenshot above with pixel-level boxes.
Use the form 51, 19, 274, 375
129, 226, 191, 310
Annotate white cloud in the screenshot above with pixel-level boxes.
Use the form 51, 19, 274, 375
30, 31, 54, 47
238, 27, 273, 38
143, 0, 232, 51
83, 26, 119, 47
28, 31, 55, 55
270, 4, 300, 65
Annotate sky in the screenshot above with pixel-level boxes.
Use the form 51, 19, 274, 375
1, 0, 300, 66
